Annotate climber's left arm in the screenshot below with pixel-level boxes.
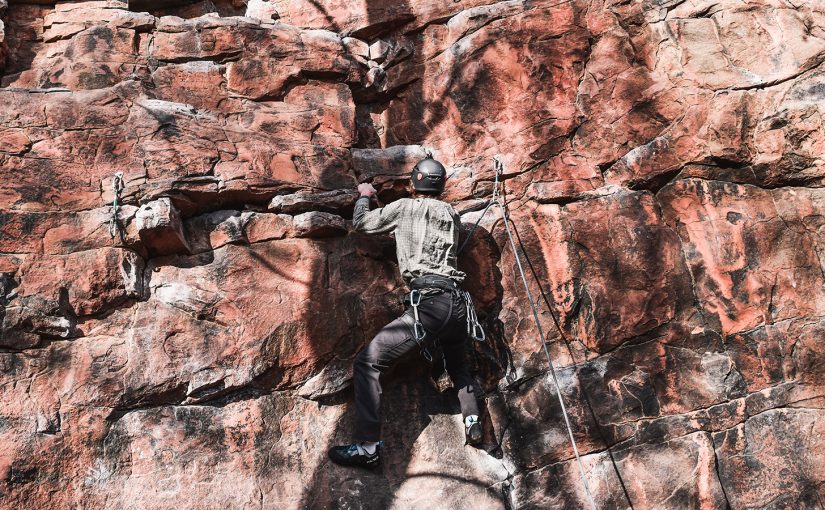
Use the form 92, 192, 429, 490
352, 184, 403, 234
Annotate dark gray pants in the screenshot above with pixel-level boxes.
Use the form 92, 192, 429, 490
353, 290, 481, 442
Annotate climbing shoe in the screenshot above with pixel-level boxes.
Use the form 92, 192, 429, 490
328, 442, 382, 469
465, 416, 482, 445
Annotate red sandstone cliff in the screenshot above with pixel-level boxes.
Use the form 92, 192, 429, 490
1, 0, 824, 508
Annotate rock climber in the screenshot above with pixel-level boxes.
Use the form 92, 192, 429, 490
328, 157, 483, 469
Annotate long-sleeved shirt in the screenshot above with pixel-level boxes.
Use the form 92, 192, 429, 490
352, 195, 466, 284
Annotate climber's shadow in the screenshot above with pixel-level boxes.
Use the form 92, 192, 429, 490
305, 356, 481, 509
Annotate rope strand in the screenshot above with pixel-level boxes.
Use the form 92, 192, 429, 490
509, 220, 635, 508
498, 201, 598, 509
465, 156, 598, 509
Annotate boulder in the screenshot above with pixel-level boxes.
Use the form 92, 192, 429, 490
135, 198, 191, 256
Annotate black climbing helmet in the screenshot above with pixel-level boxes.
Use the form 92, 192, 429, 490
411, 157, 447, 194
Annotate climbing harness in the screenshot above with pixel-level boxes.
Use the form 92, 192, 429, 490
406, 273, 487, 352
463, 156, 599, 510
109, 172, 125, 242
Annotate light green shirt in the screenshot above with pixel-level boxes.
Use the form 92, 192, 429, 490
353, 196, 466, 284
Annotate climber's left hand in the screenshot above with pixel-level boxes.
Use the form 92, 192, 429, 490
358, 183, 377, 197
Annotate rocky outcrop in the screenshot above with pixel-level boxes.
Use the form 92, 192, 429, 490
1, 0, 824, 508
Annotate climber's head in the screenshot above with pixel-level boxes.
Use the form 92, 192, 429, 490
411, 157, 447, 196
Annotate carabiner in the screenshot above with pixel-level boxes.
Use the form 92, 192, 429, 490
409, 289, 421, 307
414, 321, 427, 341
472, 323, 486, 342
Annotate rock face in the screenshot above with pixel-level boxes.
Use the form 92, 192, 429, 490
1, 1, 824, 508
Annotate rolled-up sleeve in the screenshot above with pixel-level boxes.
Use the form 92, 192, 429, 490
352, 196, 403, 234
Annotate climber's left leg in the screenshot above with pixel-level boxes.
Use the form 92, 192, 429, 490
328, 313, 418, 468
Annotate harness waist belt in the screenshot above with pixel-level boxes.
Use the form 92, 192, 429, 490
409, 274, 459, 293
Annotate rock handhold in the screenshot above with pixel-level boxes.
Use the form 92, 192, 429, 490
368, 39, 392, 63
268, 189, 358, 215
241, 211, 293, 243
1, 293, 75, 349
342, 36, 369, 60
184, 210, 249, 254
292, 211, 347, 238
135, 198, 191, 256
364, 66, 388, 91
297, 357, 353, 400
351, 145, 428, 181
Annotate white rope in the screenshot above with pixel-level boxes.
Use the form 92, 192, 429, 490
457, 156, 503, 255
482, 156, 599, 509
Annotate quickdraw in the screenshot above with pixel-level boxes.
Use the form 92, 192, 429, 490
408, 289, 433, 362
460, 290, 485, 342
457, 156, 503, 256
109, 172, 125, 242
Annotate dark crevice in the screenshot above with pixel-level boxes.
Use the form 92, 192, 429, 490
142, 182, 326, 219
726, 55, 825, 92
351, 14, 416, 41
627, 166, 682, 193
186, 362, 289, 407
153, 49, 245, 65
246, 70, 349, 103
661, 172, 825, 192
530, 192, 593, 206
106, 382, 189, 422
597, 158, 619, 176
130, 0, 246, 19
704, 155, 750, 170
350, 76, 418, 105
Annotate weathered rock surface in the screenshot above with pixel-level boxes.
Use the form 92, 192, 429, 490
2, 0, 825, 509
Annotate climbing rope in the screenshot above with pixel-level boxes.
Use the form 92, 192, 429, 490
109, 172, 125, 241
498, 202, 598, 510
457, 156, 503, 255
465, 157, 598, 510
509, 219, 634, 509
